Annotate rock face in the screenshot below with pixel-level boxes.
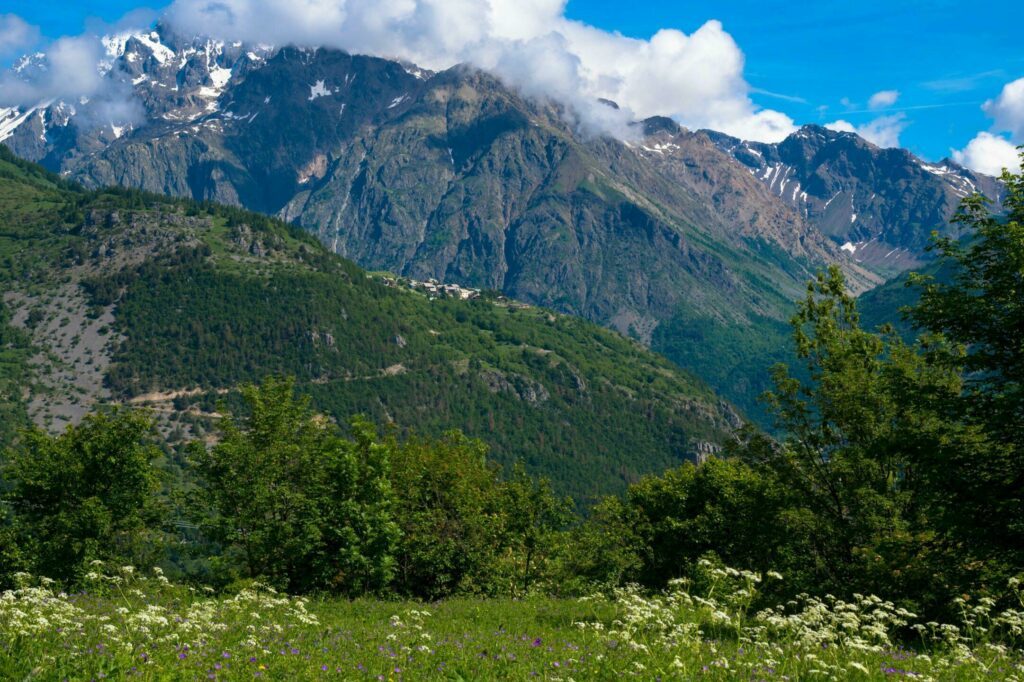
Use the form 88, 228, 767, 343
708, 125, 1005, 277
4, 27, 942, 419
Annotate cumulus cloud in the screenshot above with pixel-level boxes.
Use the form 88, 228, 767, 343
825, 113, 907, 149
952, 77, 1024, 175
0, 14, 39, 55
982, 77, 1024, 140
164, 0, 796, 141
951, 132, 1019, 176
867, 89, 899, 110
824, 120, 855, 134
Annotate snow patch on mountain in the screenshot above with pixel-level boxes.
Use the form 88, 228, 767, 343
0, 106, 37, 143
308, 80, 330, 101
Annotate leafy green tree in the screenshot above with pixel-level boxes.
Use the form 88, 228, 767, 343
2, 410, 165, 584
389, 431, 507, 598
500, 464, 573, 596
730, 266, 970, 606
752, 267, 914, 588
621, 457, 802, 590
906, 150, 1024, 577
191, 377, 398, 594
553, 495, 644, 592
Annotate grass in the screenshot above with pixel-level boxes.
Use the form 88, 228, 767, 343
2, 564, 1022, 680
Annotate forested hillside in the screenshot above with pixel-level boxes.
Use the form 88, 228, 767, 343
0, 146, 737, 502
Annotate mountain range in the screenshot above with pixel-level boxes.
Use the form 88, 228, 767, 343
0, 25, 1003, 423
0, 145, 741, 503
709, 126, 1005, 277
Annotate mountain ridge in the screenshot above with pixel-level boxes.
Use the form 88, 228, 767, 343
707, 124, 1005, 277
0, 145, 739, 502
1, 26, 977, 421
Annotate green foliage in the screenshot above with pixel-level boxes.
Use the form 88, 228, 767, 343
389, 433, 574, 599
732, 266, 972, 605
588, 211, 1024, 613
903, 151, 1024, 581
499, 464, 574, 596
0, 150, 733, 503
910, 163, 1024, 443
552, 495, 644, 591
1, 410, 165, 585
190, 377, 399, 595
389, 431, 507, 599
732, 264, 1007, 611
622, 457, 802, 590
0, 374, 573, 599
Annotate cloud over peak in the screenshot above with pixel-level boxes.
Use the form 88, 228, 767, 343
0, 14, 39, 56
0, 34, 105, 106
983, 77, 1024, 141
952, 77, 1023, 176
952, 132, 1020, 177
825, 113, 907, 149
0, 17, 145, 132
163, 0, 796, 141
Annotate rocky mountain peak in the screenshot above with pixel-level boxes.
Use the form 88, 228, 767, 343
709, 124, 1005, 276
638, 115, 681, 137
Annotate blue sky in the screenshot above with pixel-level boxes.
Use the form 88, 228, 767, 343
566, 0, 1024, 161
3, 0, 1022, 163
1, 1, 162, 37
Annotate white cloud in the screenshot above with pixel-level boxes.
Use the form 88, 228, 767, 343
0, 35, 105, 106
825, 113, 907, 148
0, 35, 102, 105
0, 32, 145, 131
952, 132, 1020, 176
164, 0, 796, 141
857, 114, 908, 149
824, 120, 856, 134
951, 77, 1024, 176
867, 89, 899, 110
0, 14, 39, 55
982, 77, 1024, 141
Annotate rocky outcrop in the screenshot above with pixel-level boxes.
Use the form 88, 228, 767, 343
479, 368, 552, 405
709, 125, 1005, 276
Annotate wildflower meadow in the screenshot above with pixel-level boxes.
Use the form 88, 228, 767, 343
2, 560, 1022, 680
